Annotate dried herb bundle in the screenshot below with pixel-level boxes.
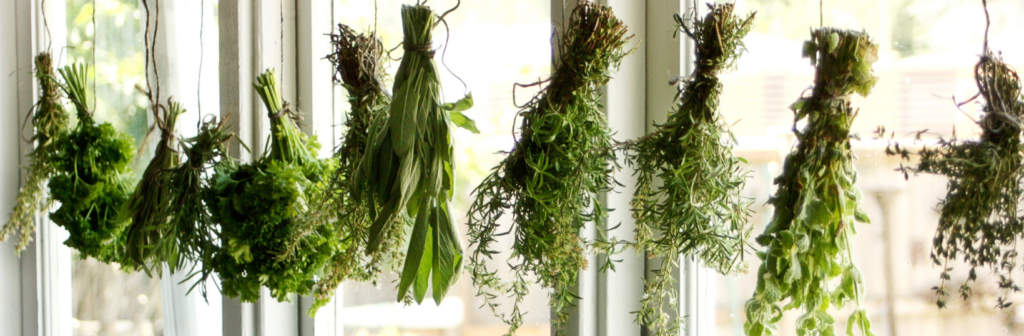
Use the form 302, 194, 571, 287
48, 63, 136, 263
355, 3, 475, 305
205, 69, 339, 302
2, 53, 70, 253
307, 24, 395, 314
623, 5, 753, 334
465, 2, 630, 333
744, 29, 878, 336
120, 100, 182, 273
884, 52, 1024, 308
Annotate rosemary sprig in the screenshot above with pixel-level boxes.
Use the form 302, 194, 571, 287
48, 63, 136, 263
619, 5, 754, 335
2, 53, 70, 253
744, 29, 878, 336
465, 2, 630, 334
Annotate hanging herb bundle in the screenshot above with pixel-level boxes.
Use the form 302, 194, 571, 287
204, 69, 339, 302
881, 13, 1024, 309
622, 5, 754, 335
465, 2, 630, 333
1, 53, 70, 253
307, 24, 395, 314
47, 63, 136, 263
354, 3, 474, 305
744, 29, 878, 336
119, 100, 182, 273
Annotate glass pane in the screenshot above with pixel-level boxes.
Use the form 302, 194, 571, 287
332, 1, 553, 335
713, 0, 1024, 335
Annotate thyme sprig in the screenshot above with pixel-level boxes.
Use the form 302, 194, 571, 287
2, 53, 70, 253
744, 29, 878, 336
465, 2, 630, 334
619, 5, 754, 335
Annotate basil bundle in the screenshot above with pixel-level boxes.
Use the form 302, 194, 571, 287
354, 3, 473, 305
2, 53, 70, 253
205, 69, 339, 302
465, 2, 630, 333
885, 50, 1024, 308
48, 63, 136, 263
744, 29, 878, 336
625, 5, 754, 335
308, 24, 394, 314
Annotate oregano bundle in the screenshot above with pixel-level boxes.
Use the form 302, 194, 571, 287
2, 53, 70, 253
744, 29, 878, 336
465, 2, 630, 334
623, 5, 754, 335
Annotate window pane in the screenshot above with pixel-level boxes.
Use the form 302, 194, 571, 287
714, 0, 1024, 335
332, 1, 553, 335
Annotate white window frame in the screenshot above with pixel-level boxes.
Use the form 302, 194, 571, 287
3, 0, 714, 335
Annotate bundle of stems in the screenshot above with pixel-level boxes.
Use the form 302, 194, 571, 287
204, 69, 339, 302
354, 3, 473, 305
306, 24, 395, 314
1, 53, 70, 253
620, 5, 753, 335
744, 29, 878, 336
882, 11, 1024, 308
120, 100, 182, 273
465, 2, 630, 333
47, 63, 136, 263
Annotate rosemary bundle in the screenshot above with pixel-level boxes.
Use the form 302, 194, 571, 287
205, 69, 339, 302
465, 2, 630, 333
355, 3, 474, 305
884, 50, 1024, 308
2, 53, 70, 253
120, 100, 182, 273
744, 29, 878, 336
308, 24, 394, 314
48, 63, 136, 263
623, 5, 753, 334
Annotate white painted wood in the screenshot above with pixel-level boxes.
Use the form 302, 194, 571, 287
1, 2, 24, 335
12, 0, 73, 335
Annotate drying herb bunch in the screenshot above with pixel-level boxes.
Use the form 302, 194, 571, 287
307, 24, 395, 315
205, 69, 339, 302
48, 63, 136, 263
465, 2, 630, 334
355, 3, 474, 306
883, 50, 1024, 308
620, 5, 753, 335
744, 29, 878, 336
120, 100, 182, 273
2, 53, 70, 253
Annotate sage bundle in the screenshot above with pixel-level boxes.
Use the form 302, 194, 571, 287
48, 63, 136, 263
744, 29, 878, 336
465, 2, 630, 333
1, 53, 70, 253
308, 24, 394, 314
883, 51, 1024, 308
354, 3, 474, 305
205, 69, 339, 302
624, 5, 753, 335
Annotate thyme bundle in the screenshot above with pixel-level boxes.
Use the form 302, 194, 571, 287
744, 29, 878, 336
2, 53, 70, 253
354, 3, 474, 305
48, 63, 137, 263
882, 38, 1024, 309
205, 69, 339, 302
305, 24, 395, 315
623, 5, 753, 334
465, 2, 630, 333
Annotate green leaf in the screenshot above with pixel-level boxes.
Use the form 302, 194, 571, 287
398, 205, 431, 301
449, 110, 479, 134
431, 205, 464, 303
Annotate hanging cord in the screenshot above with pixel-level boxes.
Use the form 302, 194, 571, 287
820, 0, 824, 28
91, 0, 97, 111
197, 0, 204, 116
42, 0, 52, 52
435, 0, 468, 96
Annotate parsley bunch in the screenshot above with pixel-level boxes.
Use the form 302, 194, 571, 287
744, 29, 878, 336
